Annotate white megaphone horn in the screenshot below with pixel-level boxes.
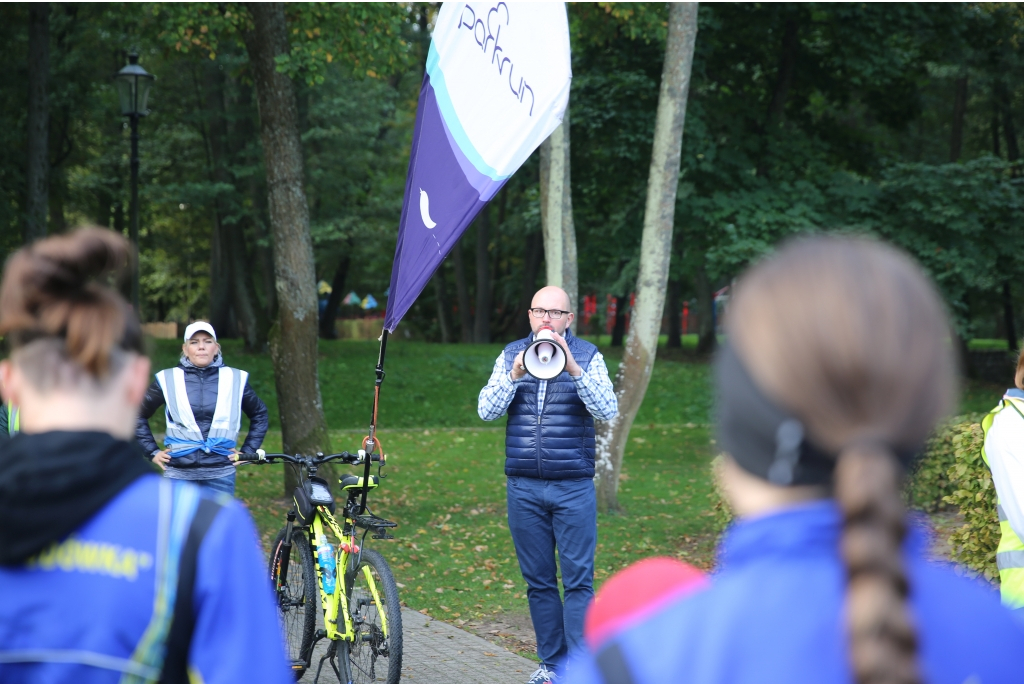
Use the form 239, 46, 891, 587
523, 327, 567, 380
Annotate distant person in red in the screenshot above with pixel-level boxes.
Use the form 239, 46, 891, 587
566, 236, 1024, 683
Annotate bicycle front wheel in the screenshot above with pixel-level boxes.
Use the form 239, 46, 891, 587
346, 549, 403, 683
270, 527, 318, 680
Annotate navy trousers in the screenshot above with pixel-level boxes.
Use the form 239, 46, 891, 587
506, 476, 597, 670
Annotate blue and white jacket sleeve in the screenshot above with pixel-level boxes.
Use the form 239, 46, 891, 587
571, 352, 618, 421
188, 501, 293, 683
478, 352, 522, 421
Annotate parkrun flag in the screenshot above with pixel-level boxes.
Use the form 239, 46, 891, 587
383, 2, 572, 333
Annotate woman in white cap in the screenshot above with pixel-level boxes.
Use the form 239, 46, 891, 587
136, 321, 268, 495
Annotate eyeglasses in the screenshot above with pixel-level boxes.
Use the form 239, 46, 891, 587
529, 308, 568, 319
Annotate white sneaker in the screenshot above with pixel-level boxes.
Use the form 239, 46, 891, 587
527, 666, 557, 684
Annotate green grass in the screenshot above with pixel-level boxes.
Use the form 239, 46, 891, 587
145, 338, 713, 431
967, 338, 1011, 351
235, 425, 720, 623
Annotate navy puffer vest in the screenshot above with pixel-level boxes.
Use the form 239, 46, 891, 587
503, 329, 598, 480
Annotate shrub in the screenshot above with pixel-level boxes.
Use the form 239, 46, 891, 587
906, 414, 983, 512
943, 422, 1000, 582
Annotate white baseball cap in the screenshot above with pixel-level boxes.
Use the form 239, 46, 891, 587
183, 321, 217, 342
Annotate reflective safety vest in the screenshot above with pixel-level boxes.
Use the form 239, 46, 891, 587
982, 399, 1024, 609
155, 367, 248, 457
6, 402, 18, 436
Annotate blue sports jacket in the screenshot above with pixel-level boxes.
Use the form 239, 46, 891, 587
0, 474, 292, 683
566, 500, 1024, 683
503, 330, 598, 479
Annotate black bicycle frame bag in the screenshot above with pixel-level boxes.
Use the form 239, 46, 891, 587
292, 476, 336, 527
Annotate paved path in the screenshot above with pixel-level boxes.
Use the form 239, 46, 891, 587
297, 609, 535, 684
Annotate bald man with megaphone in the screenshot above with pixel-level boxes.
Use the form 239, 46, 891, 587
478, 285, 618, 684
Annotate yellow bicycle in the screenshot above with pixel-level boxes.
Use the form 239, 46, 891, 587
238, 448, 401, 683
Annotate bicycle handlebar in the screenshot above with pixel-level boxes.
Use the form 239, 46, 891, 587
235, 449, 383, 466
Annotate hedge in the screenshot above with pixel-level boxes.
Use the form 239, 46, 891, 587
943, 422, 1000, 581
906, 414, 983, 512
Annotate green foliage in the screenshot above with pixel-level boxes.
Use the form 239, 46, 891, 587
151, 3, 411, 85
943, 422, 1000, 581
907, 415, 983, 513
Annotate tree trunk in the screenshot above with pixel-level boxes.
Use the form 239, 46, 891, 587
539, 106, 578, 315
993, 104, 1002, 158
203, 59, 237, 338
433, 263, 454, 343
1004, 281, 1018, 352
695, 261, 717, 354
25, 2, 49, 244
756, 15, 797, 177
320, 253, 351, 340
950, 76, 967, 163
209, 222, 234, 332
667, 279, 682, 348
452, 236, 473, 342
610, 293, 628, 347
515, 231, 545, 338
997, 80, 1021, 162
595, 3, 699, 513
242, 2, 332, 495
474, 209, 492, 343
226, 220, 269, 351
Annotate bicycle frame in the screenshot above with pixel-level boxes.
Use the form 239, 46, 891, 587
305, 505, 389, 643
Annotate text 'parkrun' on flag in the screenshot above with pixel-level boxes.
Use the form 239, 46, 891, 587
383, 2, 571, 333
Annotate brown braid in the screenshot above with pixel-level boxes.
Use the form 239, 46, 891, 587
836, 444, 919, 683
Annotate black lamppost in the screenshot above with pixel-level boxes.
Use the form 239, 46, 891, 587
114, 52, 154, 315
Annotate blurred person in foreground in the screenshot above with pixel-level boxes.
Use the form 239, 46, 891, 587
978, 344, 1024, 611
136, 320, 268, 496
566, 236, 1024, 683
478, 285, 618, 684
0, 228, 290, 683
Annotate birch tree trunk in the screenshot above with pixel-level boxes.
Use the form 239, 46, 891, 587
595, 3, 699, 512
242, 2, 332, 494
25, 2, 49, 243
539, 106, 578, 316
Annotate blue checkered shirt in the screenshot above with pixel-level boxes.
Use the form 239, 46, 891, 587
477, 350, 618, 422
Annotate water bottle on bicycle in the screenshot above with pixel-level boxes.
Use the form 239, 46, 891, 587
316, 534, 337, 594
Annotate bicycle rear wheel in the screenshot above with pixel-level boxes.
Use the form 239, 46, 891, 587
346, 549, 403, 683
270, 527, 318, 679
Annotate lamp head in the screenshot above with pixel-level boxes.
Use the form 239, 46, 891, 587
114, 52, 155, 117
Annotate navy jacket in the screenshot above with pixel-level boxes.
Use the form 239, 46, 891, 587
136, 363, 269, 468
503, 330, 597, 480
567, 501, 1024, 683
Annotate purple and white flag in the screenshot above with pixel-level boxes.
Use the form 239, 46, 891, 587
383, 2, 572, 333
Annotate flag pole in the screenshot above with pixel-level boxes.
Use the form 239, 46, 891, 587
358, 326, 388, 514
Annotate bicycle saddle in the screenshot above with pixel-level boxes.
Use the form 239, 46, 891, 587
340, 474, 379, 490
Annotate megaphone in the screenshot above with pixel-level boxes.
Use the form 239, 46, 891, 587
523, 328, 567, 380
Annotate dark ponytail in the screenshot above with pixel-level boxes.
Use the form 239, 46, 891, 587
0, 227, 142, 379
836, 444, 918, 683
727, 236, 957, 684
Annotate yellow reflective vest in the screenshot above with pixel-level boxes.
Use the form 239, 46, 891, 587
982, 397, 1024, 609
5, 402, 16, 436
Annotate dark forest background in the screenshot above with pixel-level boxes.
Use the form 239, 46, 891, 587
3, 3, 1024, 349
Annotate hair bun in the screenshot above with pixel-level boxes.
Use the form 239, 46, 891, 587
0, 227, 138, 377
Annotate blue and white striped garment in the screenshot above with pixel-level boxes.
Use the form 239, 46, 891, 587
477, 350, 618, 422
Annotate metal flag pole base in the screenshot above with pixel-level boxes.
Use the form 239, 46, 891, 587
358, 327, 388, 515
